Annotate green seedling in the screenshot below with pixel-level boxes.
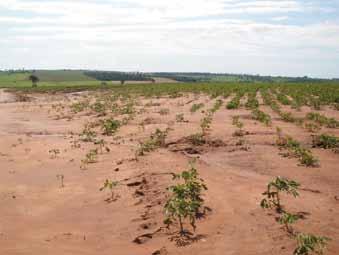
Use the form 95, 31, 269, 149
260, 177, 300, 212
137, 129, 168, 156
164, 165, 207, 235
312, 134, 338, 149
101, 118, 120, 136
252, 109, 272, 126
294, 233, 330, 255
278, 212, 300, 234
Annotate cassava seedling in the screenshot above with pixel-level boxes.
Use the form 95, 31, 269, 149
278, 212, 300, 234
100, 179, 119, 202
260, 177, 300, 212
176, 113, 185, 123
101, 118, 120, 136
82, 149, 98, 164
137, 128, 168, 156
164, 165, 207, 235
294, 233, 330, 255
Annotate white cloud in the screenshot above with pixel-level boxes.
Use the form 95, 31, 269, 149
0, 0, 338, 77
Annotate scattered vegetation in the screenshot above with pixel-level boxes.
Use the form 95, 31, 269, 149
312, 134, 338, 150
306, 113, 339, 128
276, 130, 319, 167
252, 109, 272, 126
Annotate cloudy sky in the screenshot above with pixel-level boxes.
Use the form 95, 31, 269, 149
0, 0, 339, 78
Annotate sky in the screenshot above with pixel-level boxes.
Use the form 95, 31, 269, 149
0, 0, 339, 78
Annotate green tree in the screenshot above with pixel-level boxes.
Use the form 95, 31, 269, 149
29, 74, 39, 87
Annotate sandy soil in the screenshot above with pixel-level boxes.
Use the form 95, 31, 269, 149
0, 90, 338, 255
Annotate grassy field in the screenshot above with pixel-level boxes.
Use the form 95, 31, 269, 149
0, 70, 97, 87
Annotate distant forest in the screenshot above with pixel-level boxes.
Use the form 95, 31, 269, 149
84, 71, 152, 81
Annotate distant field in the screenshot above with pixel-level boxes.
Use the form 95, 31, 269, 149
0, 70, 95, 87
0, 70, 178, 88
34, 70, 95, 82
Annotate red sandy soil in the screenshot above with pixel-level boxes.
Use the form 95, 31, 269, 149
0, 89, 338, 255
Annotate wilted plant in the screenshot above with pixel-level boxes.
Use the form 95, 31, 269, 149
260, 177, 300, 212
100, 179, 119, 202
82, 149, 98, 164
49, 149, 60, 159
294, 233, 330, 255
176, 113, 186, 123
164, 165, 207, 235
94, 139, 110, 153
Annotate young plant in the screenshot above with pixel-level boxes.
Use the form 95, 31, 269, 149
312, 134, 338, 149
186, 133, 206, 146
304, 123, 321, 133
70, 100, 89, 113
232, 116, 245, 137
164, 165, 207, 235
190, 103, 204, 113
176, 113, 186, 123
252, 109, 272, 126
210, 99, 223, 113
80, 125, 97, 142
137, 129, 168, 156
100, 179, 119, 202
278, 212, 300, 234
294, 233, 330, 255
200, 113, 213, 134
260, 177, 300, 212
90, 101, 106, 115
101, 118, 120, 136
